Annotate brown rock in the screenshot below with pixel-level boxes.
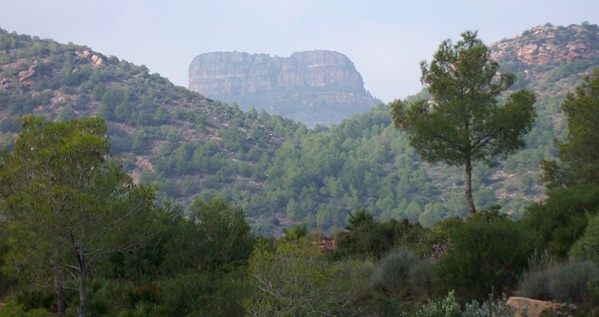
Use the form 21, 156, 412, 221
91, 54, 103, 66
506, 297, 557, 317
18, 65, 37, 83
0, 78, 12, 90
77, 50, 104, 66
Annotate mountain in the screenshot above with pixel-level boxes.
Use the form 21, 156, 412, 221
491, 22, 599, 95
1, 23, 598, 235
0, 28, 302, 236
188, 50, 379, 127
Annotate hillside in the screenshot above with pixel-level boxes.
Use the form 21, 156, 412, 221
188, 50, 379, 127
1, 24, 598, 235
0, 28, 302, 234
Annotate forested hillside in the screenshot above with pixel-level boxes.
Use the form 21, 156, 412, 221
0, 24, 598, 235
2, 23, 599, 317
0, 28, 304, 235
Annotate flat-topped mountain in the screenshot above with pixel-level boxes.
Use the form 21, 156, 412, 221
188, 50, 379, 126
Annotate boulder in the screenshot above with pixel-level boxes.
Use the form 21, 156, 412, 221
18, 65, 37, 83
506, 297, 557, 317
0, 77, 12, 90
91, 54, 103, 66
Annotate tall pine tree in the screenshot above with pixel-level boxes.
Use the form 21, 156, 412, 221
392, 31, 536, 214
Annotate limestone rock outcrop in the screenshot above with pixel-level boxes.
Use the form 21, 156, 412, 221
18, 65, 37, 84
188, 50, 379, 126
490, 23, 599, 78
76, 49, 104, 67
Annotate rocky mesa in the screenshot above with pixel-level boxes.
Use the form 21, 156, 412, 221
188, 50, 379, 126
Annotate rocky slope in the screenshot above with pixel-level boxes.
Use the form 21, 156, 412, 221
490, 23, 599, 96
0, 28, 294, 234
491, 23, 599, 69
188, 50, 379, 126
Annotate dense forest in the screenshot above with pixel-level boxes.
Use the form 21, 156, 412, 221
1, 25, 599, 316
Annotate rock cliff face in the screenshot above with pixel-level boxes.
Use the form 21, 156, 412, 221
188, 50, 379, 126
491, 23, 599, 65
490, 23, 599, 79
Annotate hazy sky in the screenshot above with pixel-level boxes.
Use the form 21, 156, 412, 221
0, 0, 597, 102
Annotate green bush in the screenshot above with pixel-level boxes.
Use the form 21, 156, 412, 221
333, 217, 432, 260
517, 251, 558, 300
409, 259, 439, 297
358, 249, 439, 316
374, 248, 418, 296
435, 213, 534, 301
414, 291, 518, 317
414, 291, 462, 317
245, 239, 368, 317
570, 213, 599, 265
519, 260, 599, 306
462, 293, 518, 317
548, 261, 599, 303
0, 297, 51, 317
159, 273, 211, 316
523, 185, 599, 259
158, 272, 248, 317
517, 270, 552, 300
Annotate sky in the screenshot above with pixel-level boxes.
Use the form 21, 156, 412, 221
0, 0, 597, 102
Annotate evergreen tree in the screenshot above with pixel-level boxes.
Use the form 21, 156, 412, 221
542, 67, 599, 188
392, 31, 536, 213
0, 115, 155, 317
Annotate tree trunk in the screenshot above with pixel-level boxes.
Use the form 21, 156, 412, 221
54, 275, 65, 316
76, 250, 87, 317
465, 159, 477, 214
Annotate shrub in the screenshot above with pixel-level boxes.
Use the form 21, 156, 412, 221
358, 249, 439, 316
409, 259, 439, 297
374, 248, 418, 296
517, 270, 552, 300
523, 185, 599, 259
0, 297, 51, 317
463, 293, 518, 317
158, 271, 247, 317
517, 251, 558, 300
414, 291, 462, 317
245, 239, 368, 316
548, 261, 599, 303
334, 217, 432, 260
518, 260, 599, 306
158, 273, 210, 316
435, 213, 534, 301
569, 213, 599, 265
415, 291, 518, 317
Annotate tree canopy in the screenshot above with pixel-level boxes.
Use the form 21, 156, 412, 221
391, 31, 536, 213
0, 115, 155, 317
542, 67, 599, 188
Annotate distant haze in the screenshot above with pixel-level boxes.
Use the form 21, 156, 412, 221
0, 0, 596, 102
